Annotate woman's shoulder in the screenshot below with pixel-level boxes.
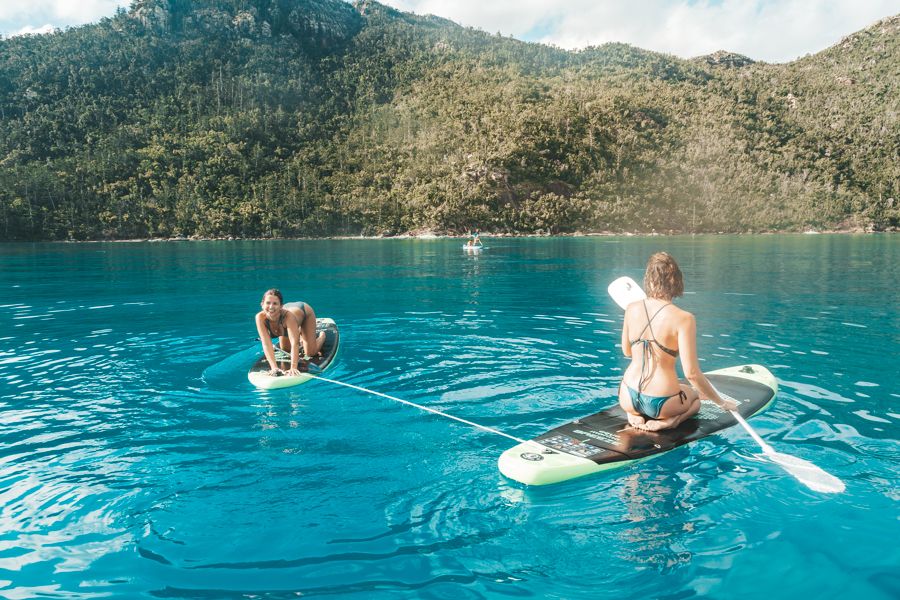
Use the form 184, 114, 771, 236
670, 302, 691, 315
669, 303, 696, 325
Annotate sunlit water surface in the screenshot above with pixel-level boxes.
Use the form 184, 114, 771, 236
1, 236, 897, 599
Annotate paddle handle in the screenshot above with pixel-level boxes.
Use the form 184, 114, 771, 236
730, 409, 775, 455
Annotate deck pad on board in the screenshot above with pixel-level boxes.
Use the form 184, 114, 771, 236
537, 374, 772, 463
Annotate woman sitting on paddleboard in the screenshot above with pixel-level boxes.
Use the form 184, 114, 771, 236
255, 289, 325, 376
619, 253, 737, 431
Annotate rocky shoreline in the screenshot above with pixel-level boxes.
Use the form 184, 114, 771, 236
38, 225, 893, 243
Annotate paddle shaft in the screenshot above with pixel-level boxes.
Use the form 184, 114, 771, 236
730, 409, 775, 455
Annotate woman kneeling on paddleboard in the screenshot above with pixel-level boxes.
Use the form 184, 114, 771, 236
619, 253, 737, 431
255, 289, 326, 376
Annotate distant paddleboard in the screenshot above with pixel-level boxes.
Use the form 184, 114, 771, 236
463, 245, 485, 252
498, 364, 777, 485
248, 318, 340, 390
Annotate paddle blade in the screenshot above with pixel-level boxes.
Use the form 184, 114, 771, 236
607, 276, 647, 309
767, 451, 846, 493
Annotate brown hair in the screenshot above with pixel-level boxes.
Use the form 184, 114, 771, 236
262, 288, 283, 303
644, 252, 683, 300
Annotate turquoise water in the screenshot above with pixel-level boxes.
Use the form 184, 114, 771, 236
1, 235, 897, 599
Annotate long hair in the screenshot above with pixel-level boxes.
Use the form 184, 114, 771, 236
644, 252, 684, 301
262, 288, 284, 303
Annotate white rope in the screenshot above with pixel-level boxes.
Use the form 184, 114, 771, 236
307, 374, 529, 444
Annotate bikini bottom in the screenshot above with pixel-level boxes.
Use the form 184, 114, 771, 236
624, 383, 686, 419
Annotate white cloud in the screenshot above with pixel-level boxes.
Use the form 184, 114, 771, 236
387, 0, 553, 35
47, 1, 118, 22
0, 0, 130, 37
13, 23, 56, 36
1, 0, 897, 61
381, 0, 900, 62
0, 0, 127, 21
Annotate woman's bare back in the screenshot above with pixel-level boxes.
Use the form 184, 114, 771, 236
622, 298, 686, 396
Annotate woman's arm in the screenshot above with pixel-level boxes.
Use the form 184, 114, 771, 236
677, 313, 738, 411
255, 313, 281, 373
621, 306, 632, 358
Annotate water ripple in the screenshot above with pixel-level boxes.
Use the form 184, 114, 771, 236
1, 238, 897, 598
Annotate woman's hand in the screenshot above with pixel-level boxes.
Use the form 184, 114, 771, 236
284, 367, 301, 376
268, 368, 284, 377
718, 398, 738, 411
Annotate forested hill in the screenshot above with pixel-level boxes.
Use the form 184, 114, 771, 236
0, 0, 897, 240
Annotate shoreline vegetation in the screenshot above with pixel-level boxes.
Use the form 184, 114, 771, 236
1, 1, 897, 242
43, 225, 889, 244
16, 223, 898, 244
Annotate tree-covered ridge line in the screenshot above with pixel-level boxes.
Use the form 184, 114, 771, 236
0, 0, 897, 241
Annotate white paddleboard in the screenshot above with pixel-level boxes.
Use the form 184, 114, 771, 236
248, 318, 340, 390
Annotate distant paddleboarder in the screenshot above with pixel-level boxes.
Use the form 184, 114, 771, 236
255, 289, 325, 376
619, 253, 737, 431
465, 230, 483, 248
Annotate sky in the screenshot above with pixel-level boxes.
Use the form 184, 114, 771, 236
1, 0, 898, 63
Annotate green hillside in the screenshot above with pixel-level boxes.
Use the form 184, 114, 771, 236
0, 0, 896, 240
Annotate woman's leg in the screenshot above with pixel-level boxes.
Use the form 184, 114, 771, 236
639, 385, 700, 432
281, 306, 305, 354
618, 382, 647, 428
297, 304, 326, 357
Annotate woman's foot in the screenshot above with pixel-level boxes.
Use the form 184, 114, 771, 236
626, 413, 646, 428
636, 419, 668, 432
636, 415, 684, 432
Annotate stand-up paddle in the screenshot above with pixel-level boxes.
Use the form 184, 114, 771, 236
606, 276, 844, 493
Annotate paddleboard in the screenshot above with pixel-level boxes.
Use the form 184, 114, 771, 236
463, 245, 485, 251
498, 364, 777, 485
248, 317, 340, 390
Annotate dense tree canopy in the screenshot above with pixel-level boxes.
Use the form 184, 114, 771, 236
0, 0, 897, 240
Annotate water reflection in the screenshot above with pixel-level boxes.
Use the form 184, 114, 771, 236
617, 471, 695, 573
